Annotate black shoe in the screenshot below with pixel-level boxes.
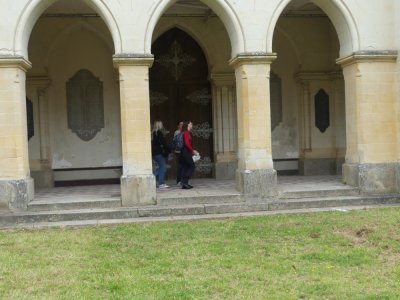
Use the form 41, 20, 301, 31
187, 184, 193, 188
182, 184, 193, 189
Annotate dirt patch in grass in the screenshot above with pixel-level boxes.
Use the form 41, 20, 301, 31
335, 225, 377, 245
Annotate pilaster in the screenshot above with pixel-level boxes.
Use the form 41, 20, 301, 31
27, 76, 53, 188
113, 54, 156, 205
0, 56, 34, 210
229, 53, 277, 197
295, 72, 344, 175
211, 72, 237, 179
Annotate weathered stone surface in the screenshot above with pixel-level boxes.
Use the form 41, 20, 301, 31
343, 163, 400, 194
299, 158, 337, 176
138, 205, 205, 217
157, 194, 243, 206
120, 175, 156, 206
236, 169, 277, 198
204, 202, 269, 214
31, 170, 54, 189
342, 163, 359, 187
359, 163, 399, 194
215, 161, 237, 180
0, 178, 34, 210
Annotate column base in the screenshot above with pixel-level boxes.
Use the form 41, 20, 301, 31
215, 161, 237, 180
299, 158, 337, 175
236, 169, 277, 198
31, 170, 54, 188
0, 177, 34, 210
120, 175, 156, 206
343, 163, 400, 194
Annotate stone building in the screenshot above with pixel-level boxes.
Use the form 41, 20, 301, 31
0, 0, 399, 210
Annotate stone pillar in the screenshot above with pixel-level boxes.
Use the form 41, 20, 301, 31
113, 54, 156, 206
0, 56, 34, 210
229, 53, 277, 197
337, 51, 399, 194
27, 76, 54, 188
211, 73, 237, 179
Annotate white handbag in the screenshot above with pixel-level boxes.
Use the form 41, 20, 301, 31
192, 153, 201, 162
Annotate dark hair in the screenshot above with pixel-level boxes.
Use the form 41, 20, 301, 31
182, 121, 192, 132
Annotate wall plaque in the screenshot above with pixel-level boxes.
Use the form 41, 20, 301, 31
315, 89, 330, 133
26, 97, 34, 140
270, 72, 283, 130
66, 69, 104, 141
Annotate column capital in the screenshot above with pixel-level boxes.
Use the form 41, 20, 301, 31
210, 72, 235, 86
229, 52, 277, 68
336, 50, 397, 67
27, 75, 51, 90
295, 71, 343, 82
0, 55, 32, 72
113, 53, 154, 68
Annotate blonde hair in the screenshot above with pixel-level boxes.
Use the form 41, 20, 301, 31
152, 120, 165, 139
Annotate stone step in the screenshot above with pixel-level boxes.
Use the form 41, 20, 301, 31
280, 187, 359, 199
28, 198, 121, 211
157, 193, 243, 206
3, 204, 400, 230
0, 201, 271, 225
1, 194, 399, 226
270, 194, 400, 211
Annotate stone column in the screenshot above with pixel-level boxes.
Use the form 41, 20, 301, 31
211, 73, 237, 179
27, 76, 53, 188
229, 53, 277, 197
337, 51, 399, 194
0, 56, 34, 210
113, 54, 156, 206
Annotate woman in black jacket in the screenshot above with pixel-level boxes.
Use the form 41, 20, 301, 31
151, 121, 171, 188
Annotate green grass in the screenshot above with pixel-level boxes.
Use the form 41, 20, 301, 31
0, 208, 399, 299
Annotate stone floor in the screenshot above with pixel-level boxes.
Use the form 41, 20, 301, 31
33, 175, 350, 202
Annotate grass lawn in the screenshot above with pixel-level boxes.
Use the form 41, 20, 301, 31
0, 208, 399, 299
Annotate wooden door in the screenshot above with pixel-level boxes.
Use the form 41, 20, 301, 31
150, 28, 213, 178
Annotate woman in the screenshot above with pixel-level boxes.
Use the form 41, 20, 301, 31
173, 121, 184, 185
180, 121, 198, 189
151, 121, 171, 189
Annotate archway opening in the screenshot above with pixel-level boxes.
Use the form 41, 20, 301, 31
270, 0, 346, 177
150, 27, 213, 179
26, 0, 121, 189
150, 1, 237, 181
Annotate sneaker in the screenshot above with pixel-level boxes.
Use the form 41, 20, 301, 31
158, 184, 170, 189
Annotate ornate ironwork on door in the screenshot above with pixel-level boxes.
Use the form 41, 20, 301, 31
26, 97, 34, 140
66, 69, 104, 141
314, 89, 330, 133
156, 40, 197, 81
150, 28, 214, 178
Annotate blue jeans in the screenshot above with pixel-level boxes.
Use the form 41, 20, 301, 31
153, 154, 167, 185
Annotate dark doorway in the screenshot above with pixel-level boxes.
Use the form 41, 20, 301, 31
150, 28, 213, 178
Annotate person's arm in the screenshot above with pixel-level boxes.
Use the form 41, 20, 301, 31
183, 131, 194, 154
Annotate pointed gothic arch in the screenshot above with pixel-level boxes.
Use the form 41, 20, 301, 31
145, 0, 245, 57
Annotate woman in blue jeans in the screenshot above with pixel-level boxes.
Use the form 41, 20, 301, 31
151, 121, 171, 188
